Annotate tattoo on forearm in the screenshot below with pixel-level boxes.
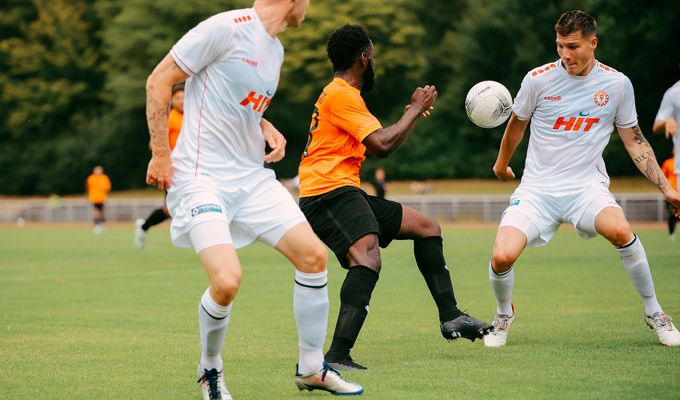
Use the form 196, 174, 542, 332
146, 83, 170, 156
632, 125, 650, 146
633, 149, 668, 191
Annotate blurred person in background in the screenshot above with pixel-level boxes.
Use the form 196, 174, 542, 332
660, 149, 678, 240
368, 167, 387, 199
86, 165, 111, 234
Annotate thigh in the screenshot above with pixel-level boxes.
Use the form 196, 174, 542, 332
300, 187, 380, 269
231, 177, 306, 249
275, 221, 328, 274
166, 184, 229, 249
365, 194, 403, 246
572, 185, 621, 240
500, 187, 559, 247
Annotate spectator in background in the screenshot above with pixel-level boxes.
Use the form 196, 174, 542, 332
135, 83, 184, 250
653, 64, 679, 193
661, 149, 678, 240
86, 165, 111, 234
369, 167, 387, 198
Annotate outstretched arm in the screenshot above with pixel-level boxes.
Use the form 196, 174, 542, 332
492, 113, 529, 181
619, 124, 680, 216
362, 85, 437, 157
145, 54, 189, 189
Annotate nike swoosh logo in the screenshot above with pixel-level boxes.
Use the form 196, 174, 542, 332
579, 111, 590, 116
266, 90, 273, 96
462, 319, 475, 327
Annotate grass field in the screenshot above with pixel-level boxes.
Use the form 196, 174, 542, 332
1, 223, 679, 399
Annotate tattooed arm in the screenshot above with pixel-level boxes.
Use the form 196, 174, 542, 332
618, 124, 680, 216
145, 54, 189, 189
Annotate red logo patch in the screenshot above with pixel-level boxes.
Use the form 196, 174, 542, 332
544, 96, 561, 102
593, 90, 609, 107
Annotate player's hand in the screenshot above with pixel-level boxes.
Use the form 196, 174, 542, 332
665, 190, 680, 218
262, 119, 286, 163
410, 85, 438, 115
405, 104, 434, 117
493, 163, 515, 181
146, 155, 173, 190
665, 118, 677, 139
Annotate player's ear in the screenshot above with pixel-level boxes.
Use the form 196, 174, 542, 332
591, 35, 598, 50
359, 52, 368, 67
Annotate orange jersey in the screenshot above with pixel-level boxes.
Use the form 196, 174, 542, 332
298, 78, 382, 197
661, 157, 677, 191
86, 174, 111, 204
168, 108, 183, 151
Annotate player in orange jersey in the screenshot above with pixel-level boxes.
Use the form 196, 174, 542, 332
86, 165, 111, 233
135, 84, 184, 250
297, 24, 492, 371
660, 150, 678, 240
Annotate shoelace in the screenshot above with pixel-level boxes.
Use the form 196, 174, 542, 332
197, 369, 221, 399
651, 313, 672, 330
321, 363, 344, 382
494, 315, 512, 330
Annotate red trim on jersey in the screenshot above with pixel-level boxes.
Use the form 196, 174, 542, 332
171, 49, 195, 75
194, 71, 209, 177
596, 165, 610, 182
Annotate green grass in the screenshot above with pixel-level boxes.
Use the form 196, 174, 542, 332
1, 224, 679, 399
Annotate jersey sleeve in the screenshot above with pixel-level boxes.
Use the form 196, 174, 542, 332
328, 90, 382, 142
655, 88, 674, 122
511, 73, 537, 121
615, 76, 638, 128
170, 15, 234, 76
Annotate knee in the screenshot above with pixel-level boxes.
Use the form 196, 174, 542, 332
491, 247, 519, 272
605, 222, 633, 247
418, 217, 441, 237
212, 270, 242, 302
298, 243, 328, 274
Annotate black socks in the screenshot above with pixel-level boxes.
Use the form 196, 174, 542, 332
414, 236, 462, 322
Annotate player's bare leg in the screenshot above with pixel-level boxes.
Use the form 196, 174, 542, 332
484, 226, 525, 347
276, 222, 363, 395
595, 207, 680, 346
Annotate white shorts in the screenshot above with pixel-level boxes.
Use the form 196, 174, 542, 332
499, 183, 621, 247
166, 171, 306, 253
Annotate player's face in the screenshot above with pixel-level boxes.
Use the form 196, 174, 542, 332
171, 90, 184, 113
556, 30, 597, 76
286, 0, 310, 28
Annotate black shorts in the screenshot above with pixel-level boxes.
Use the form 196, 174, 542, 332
299, 186, 403, 268
93, 203, 105, 211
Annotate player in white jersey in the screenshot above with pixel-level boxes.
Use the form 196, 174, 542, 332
653, 77, 680, 190
145, 1, 363, 398
483, 10, 680, 348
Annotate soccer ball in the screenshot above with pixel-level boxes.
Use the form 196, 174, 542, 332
464, 81, 513, 128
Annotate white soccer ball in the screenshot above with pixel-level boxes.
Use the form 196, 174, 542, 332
464, 81, 513, 128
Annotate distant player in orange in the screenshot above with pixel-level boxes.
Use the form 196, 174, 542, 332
135, 84, 184, 249
86, 165, 111, 233
661, 150, 678, 240
297, 24, 492, 371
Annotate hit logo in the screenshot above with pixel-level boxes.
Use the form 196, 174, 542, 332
552, 116, 600, 132
240, 91, 271, 113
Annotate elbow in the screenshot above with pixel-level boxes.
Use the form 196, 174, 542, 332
365, 144, 391, 158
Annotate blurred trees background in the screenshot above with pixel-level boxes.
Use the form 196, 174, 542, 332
1, 0, 678, 195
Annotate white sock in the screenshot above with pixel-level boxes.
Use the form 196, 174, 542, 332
489, 262, 514, 316
198, 288, 232, 371
616, 235, 662, 316
294, 270, 328, 375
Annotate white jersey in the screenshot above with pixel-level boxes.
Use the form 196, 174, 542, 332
170, 8, 283, 182
655, 80, 680, 174
512, 59, 638, 190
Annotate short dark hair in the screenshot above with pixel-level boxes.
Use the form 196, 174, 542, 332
172, 82, 185, 95
554, 10, 597, 37
326, 24, 372, 72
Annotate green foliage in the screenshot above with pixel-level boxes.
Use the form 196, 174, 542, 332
1, 0, 679, 194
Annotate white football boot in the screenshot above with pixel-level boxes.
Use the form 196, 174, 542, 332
197, 367, 232, 400
484, 304, 516, 348
295, 362, 364, 395
134, 218, 146, 250
645, 312, 680, 347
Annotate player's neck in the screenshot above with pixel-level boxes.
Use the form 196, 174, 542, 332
577, 57, 596, 76
253, 3, 288, 38
334, 72, 362, 91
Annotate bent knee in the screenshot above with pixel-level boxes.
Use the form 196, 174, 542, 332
604, 222, 634, 247
213, 271, 242, 299
491, 248, 519, 272
298, 243, 328, 273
